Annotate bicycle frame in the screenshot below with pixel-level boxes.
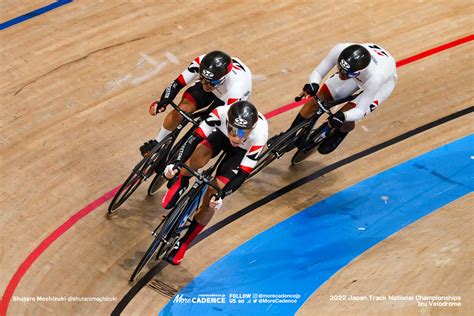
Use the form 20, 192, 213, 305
285, 93, 361, 150
248, 93, 361, 179
175, 179, 208, 231
161, 101, 220, 162
159, 155, 225, 241
108, 100, 217, 213
131, 170, 214, 279
145, 103, 217, 196
161, 102, 208, 161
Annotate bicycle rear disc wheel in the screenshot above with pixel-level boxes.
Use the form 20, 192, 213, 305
291, 148, 318, 165
291, 136, 321, 165
291, 125, 328, 165
248, 131, 299, 180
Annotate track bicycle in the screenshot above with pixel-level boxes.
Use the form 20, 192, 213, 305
248, 93, 359, 179
108, 102, 212, 214
129, 154, 225, 281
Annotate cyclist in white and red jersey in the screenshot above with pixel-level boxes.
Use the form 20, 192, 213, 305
289, 43, 397, 153
140, 51, 252, 156
161, 100, 268, 265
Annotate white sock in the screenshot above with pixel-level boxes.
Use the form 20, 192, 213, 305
155, 126, 172, 142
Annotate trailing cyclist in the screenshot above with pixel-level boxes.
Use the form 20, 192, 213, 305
290, 43, 397, 154
140, 50, 253, 157
162, 100, 268, 265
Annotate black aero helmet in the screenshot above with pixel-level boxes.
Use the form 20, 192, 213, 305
199, 51, 233, 85
227, 101, 258, 138
337, 44, 371, 77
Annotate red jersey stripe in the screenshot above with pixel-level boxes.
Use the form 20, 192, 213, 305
211, 108, 220, 119
249, 145, 263, 153
227, 98, 239, 105
177, 74, 186, 85
195, 127, 206, 139
240, 166, 253, 174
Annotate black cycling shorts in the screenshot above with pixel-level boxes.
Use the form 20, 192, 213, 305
182, 82, 225, 110
200, 130, 246, 184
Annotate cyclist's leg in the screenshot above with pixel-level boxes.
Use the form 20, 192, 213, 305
167, 132, 229, 265
287, 98, 317, 131
195, 146, 246, 225
299, 83, 336, 117
167, 214, 206, 265
162, 130, 224, 209
141, 95, 197, 157
168, 146, 245, 265
296, 75, 354, 154
154, 82, 215, 143
318, 102, 355, 154
288, 74, 357, 131
318, 78, 395, 154
165, 176, 222, 265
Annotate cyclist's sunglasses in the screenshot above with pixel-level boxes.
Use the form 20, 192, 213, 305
200, 76, 224, 87
337, 65, 360, 78
227, 123, 252, 139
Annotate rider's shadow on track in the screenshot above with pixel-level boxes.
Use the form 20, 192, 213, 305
106, 188, 168, 222
245, 156, 326, 187
106, 190, 171, 271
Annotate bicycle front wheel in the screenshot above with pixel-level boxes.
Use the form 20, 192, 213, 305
129, 194, 192, 281
108, 168, 144, 214
130, 234, 165, 282
108, 137, 173, 213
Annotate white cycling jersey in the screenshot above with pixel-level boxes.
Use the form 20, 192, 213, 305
195, 105, 268, 173
177, 55, 252, 105
309, 43, 397, 121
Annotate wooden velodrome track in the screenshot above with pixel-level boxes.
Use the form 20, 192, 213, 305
1, 0, 473, 315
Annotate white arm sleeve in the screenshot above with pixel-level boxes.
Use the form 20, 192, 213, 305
309, 43, 349, 84
196, 107, 223, 137
179, 55, 205, 84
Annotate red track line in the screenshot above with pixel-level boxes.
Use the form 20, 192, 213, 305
396, 34, 474, 67
264, 99, 306, 119
1, 34, 473, 316
0, 185, 121, 316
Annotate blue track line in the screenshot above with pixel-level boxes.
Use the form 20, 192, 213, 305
1, 0, 72, 31
159, 135, 473, 315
